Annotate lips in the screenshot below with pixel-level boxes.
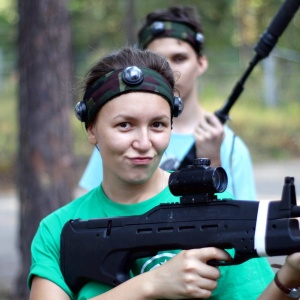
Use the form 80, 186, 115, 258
129, 157, 152, 165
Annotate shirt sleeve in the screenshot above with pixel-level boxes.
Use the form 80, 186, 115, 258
221, 126, 257, 201
230, 135, 257, 200
28, 220, 75, 299
79, 147, 103, 191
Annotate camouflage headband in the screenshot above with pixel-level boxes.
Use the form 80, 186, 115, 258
138, 21, 204, 55
82, 66, 174, 126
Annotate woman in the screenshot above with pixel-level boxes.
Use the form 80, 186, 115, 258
79, 6, 257, 202
28, 47, 300, 300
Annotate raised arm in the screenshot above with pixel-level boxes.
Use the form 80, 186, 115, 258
194, 111, 224, 167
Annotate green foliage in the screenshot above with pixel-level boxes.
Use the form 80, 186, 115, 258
0, 76, 17, 173
0, 0, 17, 53
70, 1, 125, 53
231, 103, 300, 161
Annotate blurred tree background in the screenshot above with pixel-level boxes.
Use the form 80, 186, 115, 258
0, 0, 300, 298
1, 0, 300, 186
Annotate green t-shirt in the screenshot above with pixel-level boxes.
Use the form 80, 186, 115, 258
28, 186, 274, 300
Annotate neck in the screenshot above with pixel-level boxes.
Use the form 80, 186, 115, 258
102, 169, 169, 204
172, 95, 205, 134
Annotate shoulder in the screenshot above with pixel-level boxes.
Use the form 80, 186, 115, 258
39, 188, 101, 231
31, 188, 102, 265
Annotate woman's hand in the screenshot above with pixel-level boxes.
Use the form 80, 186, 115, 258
147, 247, 232, 299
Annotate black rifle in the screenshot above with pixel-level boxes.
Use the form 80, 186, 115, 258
60, 158, 300, 293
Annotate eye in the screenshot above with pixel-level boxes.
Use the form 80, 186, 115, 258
152, 121, 167, 130
118, 122, 132, 130
172, 55, 186, 64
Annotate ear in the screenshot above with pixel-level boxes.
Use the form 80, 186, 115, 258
87, 125, 98, 145
196, 54, 208, 76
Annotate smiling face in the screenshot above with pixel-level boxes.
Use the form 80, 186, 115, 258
147, 37, 207, 101
87, 92, 171, 186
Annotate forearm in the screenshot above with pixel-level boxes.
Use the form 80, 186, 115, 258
89, 272, 155, 300
90, 248, 229, 300
258, 263, 300, 300
30, 277, 71, 300
209, 156, 221, 168
258, 280, 294, 300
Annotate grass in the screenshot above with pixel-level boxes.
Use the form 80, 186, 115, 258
1, 71, 300, 184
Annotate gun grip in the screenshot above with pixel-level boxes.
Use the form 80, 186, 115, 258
208, 259, 232, 266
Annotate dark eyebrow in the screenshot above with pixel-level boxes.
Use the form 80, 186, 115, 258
113, 114, 170, 120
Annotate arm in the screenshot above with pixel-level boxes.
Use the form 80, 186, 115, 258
89, 248, 231, 300
30, 277, 70, 300
259, 253, 300, 299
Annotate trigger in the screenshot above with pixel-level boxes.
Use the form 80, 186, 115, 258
207, 259, 233, 266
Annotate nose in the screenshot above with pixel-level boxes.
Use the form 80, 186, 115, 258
167, 62, 180, 81
132, 128, 152, 151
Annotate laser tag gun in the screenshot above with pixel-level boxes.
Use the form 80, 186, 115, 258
215, 0, 300, 123
60, 158, 300, 293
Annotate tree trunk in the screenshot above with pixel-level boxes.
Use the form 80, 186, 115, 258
16, 0, 74, 298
